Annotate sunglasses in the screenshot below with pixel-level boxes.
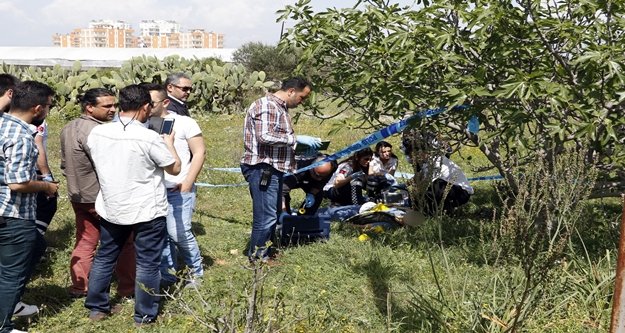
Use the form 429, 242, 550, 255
172, 84, 192, 93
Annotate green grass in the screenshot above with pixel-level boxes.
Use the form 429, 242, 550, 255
14, 110, 618, 332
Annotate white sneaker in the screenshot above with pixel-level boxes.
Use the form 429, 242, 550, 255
11, 329, 28, 333
13, 301, 39, 317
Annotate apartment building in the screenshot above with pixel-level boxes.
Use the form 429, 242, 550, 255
53, 20, 136, 48
54, 20, 224, 49
179, 29, 224, 49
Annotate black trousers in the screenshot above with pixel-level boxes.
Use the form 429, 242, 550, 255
424, 179, 471, 214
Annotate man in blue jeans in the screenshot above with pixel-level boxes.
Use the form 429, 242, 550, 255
0, 81, 58, 333
143, 83, 206, 287
240, 77, 321, 261
84, 84, 181, 326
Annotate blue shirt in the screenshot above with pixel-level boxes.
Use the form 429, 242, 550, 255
0, 113, 39, 220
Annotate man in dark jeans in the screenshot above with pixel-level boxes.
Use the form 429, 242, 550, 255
0, 81, 58, 333
84, 84, 181, 326
240, 77, 321, 261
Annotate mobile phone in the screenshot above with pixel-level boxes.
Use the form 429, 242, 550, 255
259, 168, 272, 189
160, 118, 175, 135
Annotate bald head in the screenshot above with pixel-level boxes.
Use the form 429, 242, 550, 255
311, 161, 333, 180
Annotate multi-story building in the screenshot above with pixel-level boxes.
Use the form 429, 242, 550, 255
52, 33, 76, 48
179, 30, 224, 49
54, 20, 224, 49
139, 20, 180, 37
53, 20, 135, 48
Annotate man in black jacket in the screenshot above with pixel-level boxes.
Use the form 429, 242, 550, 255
165, 73, 192, 117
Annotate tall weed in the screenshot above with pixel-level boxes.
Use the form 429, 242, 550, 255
403, 148, 598, 332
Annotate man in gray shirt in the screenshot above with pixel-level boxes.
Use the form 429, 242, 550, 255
60, 88, 135, 299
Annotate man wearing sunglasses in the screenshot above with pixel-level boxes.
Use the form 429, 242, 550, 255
165, 73, 192, 117
142, 83, 206, 288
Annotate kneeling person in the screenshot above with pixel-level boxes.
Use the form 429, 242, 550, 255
282, 155, 336, 215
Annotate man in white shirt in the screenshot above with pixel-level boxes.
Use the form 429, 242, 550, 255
84, 84, 181, 326
401, 129, 473, 214
143, 83, 206, 287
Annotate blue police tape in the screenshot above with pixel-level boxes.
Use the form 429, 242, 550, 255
197, 167, 244, 187
395, 171, 414, 179
288, 106, 463, 176
206, 167, 242, 172
200, 105, 467, 185
467, 175, 504, 182
195, 182, 247, 188
199, 168, 503, 185
396, 171, 503, 182
193, 174, 502, 188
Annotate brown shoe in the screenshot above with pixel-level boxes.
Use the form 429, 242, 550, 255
88, 304, 122, 321
69, 290, 87, 298
88, 311, 107, 321
110, 304, 123, 314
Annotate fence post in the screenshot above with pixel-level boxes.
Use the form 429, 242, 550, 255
610, 194, 625, 333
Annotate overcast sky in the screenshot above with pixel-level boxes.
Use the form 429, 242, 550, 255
0, 0, 415, 48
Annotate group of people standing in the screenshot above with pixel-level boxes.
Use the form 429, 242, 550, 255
0, 72, 475, 331
0, 73, 205, 332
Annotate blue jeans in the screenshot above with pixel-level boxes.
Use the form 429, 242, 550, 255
160, 188, 203, 283
0, 217, 37, 333
85, 217, 166, 324
241, 163, 283, 259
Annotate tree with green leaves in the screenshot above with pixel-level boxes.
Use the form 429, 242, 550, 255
278, 0, 625, 197
232, 42, 299, 82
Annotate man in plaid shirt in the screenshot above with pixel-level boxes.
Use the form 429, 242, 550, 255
0, 81, 58, 333
240, 77, 321, 261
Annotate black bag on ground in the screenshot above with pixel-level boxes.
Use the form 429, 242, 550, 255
280, 214, 330, 246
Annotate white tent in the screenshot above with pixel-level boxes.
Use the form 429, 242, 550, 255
0, 47, 236, 68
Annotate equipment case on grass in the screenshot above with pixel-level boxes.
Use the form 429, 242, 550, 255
280, 214, 330, 246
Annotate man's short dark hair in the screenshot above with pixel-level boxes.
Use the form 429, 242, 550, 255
119, 84, 151, 112
140, 82, 167, 95
280, 76, 311, 92
78, 88, 115, 111
0, 74, 18, 96
165, 73, 191, 86
11, 81, 55, 111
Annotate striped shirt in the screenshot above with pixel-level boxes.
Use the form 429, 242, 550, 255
241, 94, 296, 173
0, 113, 39, 220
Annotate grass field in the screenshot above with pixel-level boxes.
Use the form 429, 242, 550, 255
12, 108, 619, 332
